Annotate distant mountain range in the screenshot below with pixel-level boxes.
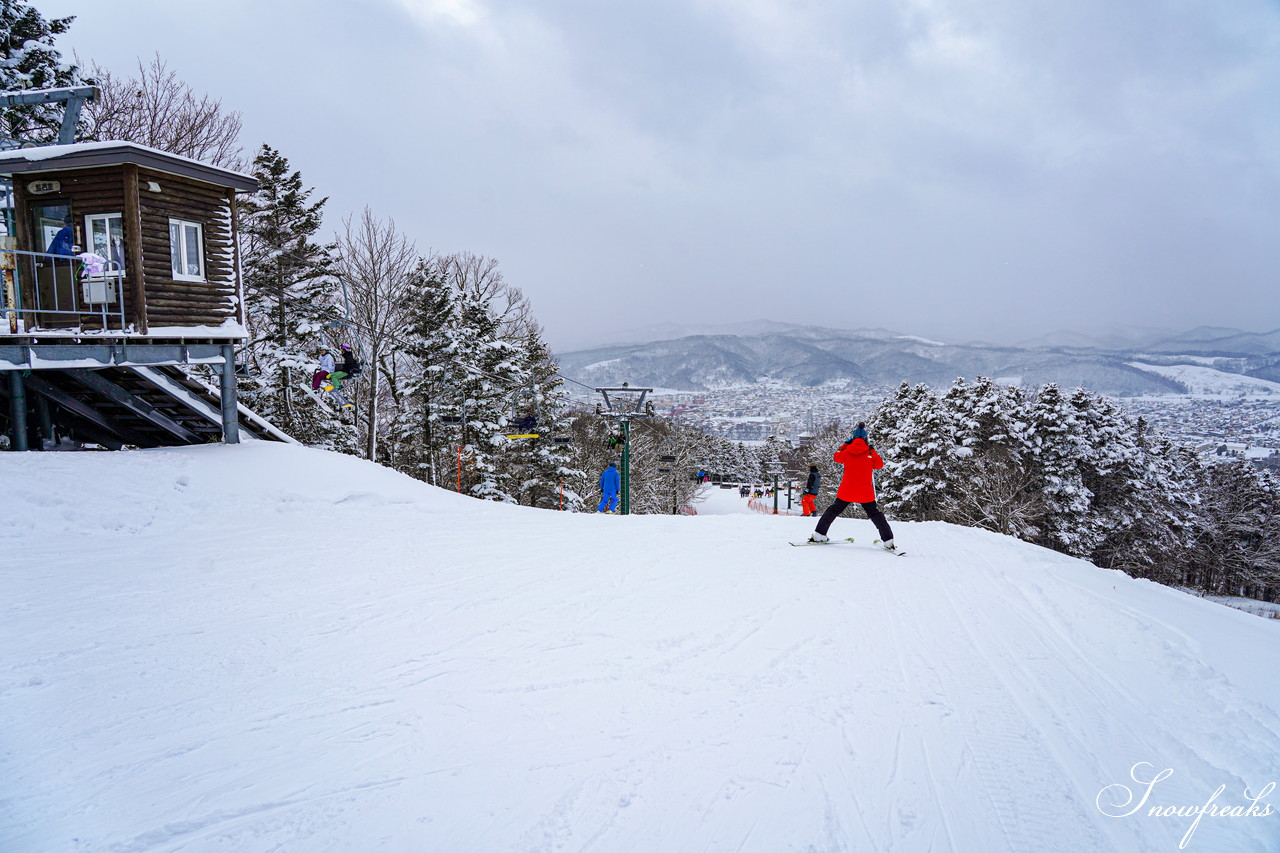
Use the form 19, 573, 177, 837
553, 323, 1280, 396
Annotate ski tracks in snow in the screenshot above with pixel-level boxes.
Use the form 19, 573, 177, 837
887, 548, 1121, 851
890, 528, 1279, 853
6, 450, 1279, 853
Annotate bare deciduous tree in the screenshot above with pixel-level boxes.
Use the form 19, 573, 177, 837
337, 207, 418, 461
939, 446, 1046, 540
439, 251, 538, 339
81, 54, 243, 168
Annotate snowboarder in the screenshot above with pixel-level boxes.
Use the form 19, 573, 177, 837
597, 462, 621, 513
801, 465, 820, 517
809, 422, 897, 552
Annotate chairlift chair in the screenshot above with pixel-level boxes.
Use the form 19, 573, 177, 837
504, 384, 541, 439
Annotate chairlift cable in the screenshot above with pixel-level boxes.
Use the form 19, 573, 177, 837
333, 314, 599, 404
257, 249, 618, 415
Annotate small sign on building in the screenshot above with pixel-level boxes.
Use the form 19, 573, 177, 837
27, 180, 61, 195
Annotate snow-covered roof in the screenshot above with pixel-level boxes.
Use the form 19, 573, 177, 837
0, 140, 258, 192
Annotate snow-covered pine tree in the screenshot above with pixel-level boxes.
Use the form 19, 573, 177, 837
1065, 387, 1153, 558
1184, 460, 1280, 597
943, 378, 1045, 538
0, 1, 84, 144
759, 434, 790, 476
406, 251, 534, 501
1025, 383, 1093, 555
738, 441, 765, 486
951, 377, 1031, 458
236, 145, 351, 451
1093, 420, 1199, 580
873, 383, 959, 521
499, 329, 580, 510
700, 433, 739, 486
452, 290, 521, 502
392, 256, 460, 486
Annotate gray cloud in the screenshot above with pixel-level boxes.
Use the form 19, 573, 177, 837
63, 0, 1280, 348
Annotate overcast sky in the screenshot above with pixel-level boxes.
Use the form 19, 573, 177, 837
59, 0, 1280, 350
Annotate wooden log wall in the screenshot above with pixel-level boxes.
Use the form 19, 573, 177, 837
137, 168, 238, 330
11, 165, 245, 335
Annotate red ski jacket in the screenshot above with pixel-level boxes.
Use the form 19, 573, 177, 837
833, 437, 884, 503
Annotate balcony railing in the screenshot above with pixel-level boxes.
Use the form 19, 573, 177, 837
0, 246, 130, 335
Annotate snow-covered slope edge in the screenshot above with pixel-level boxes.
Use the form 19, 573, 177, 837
2, 444, 1277, 853
1127, 361, 1280, 396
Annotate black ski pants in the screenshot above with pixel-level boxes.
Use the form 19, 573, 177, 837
815, 499, 894, 542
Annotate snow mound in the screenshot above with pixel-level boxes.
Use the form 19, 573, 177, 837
2, 444, 1277, 852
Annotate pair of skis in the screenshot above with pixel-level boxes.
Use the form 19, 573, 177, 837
788, 537, 906, 556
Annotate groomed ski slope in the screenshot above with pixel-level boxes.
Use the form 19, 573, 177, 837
2, 444, 1277, 853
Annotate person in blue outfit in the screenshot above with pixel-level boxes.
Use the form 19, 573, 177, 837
597, 462, 621, 512
47, 218, 75, 255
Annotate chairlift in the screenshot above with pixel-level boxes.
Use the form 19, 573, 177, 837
504, 383, 541, 439
430, 368, 465, 427
322, 320, 365, 376
306, 316, 363, 415
323, 275, 369, 373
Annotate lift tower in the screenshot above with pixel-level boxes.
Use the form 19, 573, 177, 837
594, 383, 656, 515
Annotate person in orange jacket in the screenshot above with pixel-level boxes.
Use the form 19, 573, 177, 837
800, 465, 820, 517
808, 422, 897, 551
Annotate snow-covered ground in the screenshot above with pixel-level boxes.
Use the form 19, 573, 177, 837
2, 444, 1278, 853
1127, 362, 1280, 397
695, 484, 805, 517
1203, 595, 1280, 620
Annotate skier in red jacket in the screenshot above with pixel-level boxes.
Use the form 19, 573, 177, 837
808, 423, 897, 552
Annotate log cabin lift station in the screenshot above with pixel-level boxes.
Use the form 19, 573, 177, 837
0, 86, 290, 450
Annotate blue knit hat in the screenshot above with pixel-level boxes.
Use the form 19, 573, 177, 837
850, 422, 868, 442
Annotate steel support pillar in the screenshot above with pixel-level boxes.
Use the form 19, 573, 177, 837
620, 418, 631, 515
219, 345, 240, 445
8, 369, 27, 451
34, 393, 53, 449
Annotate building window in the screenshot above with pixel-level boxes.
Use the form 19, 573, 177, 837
169, 218, 205, 281
84, 212, 126, 276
